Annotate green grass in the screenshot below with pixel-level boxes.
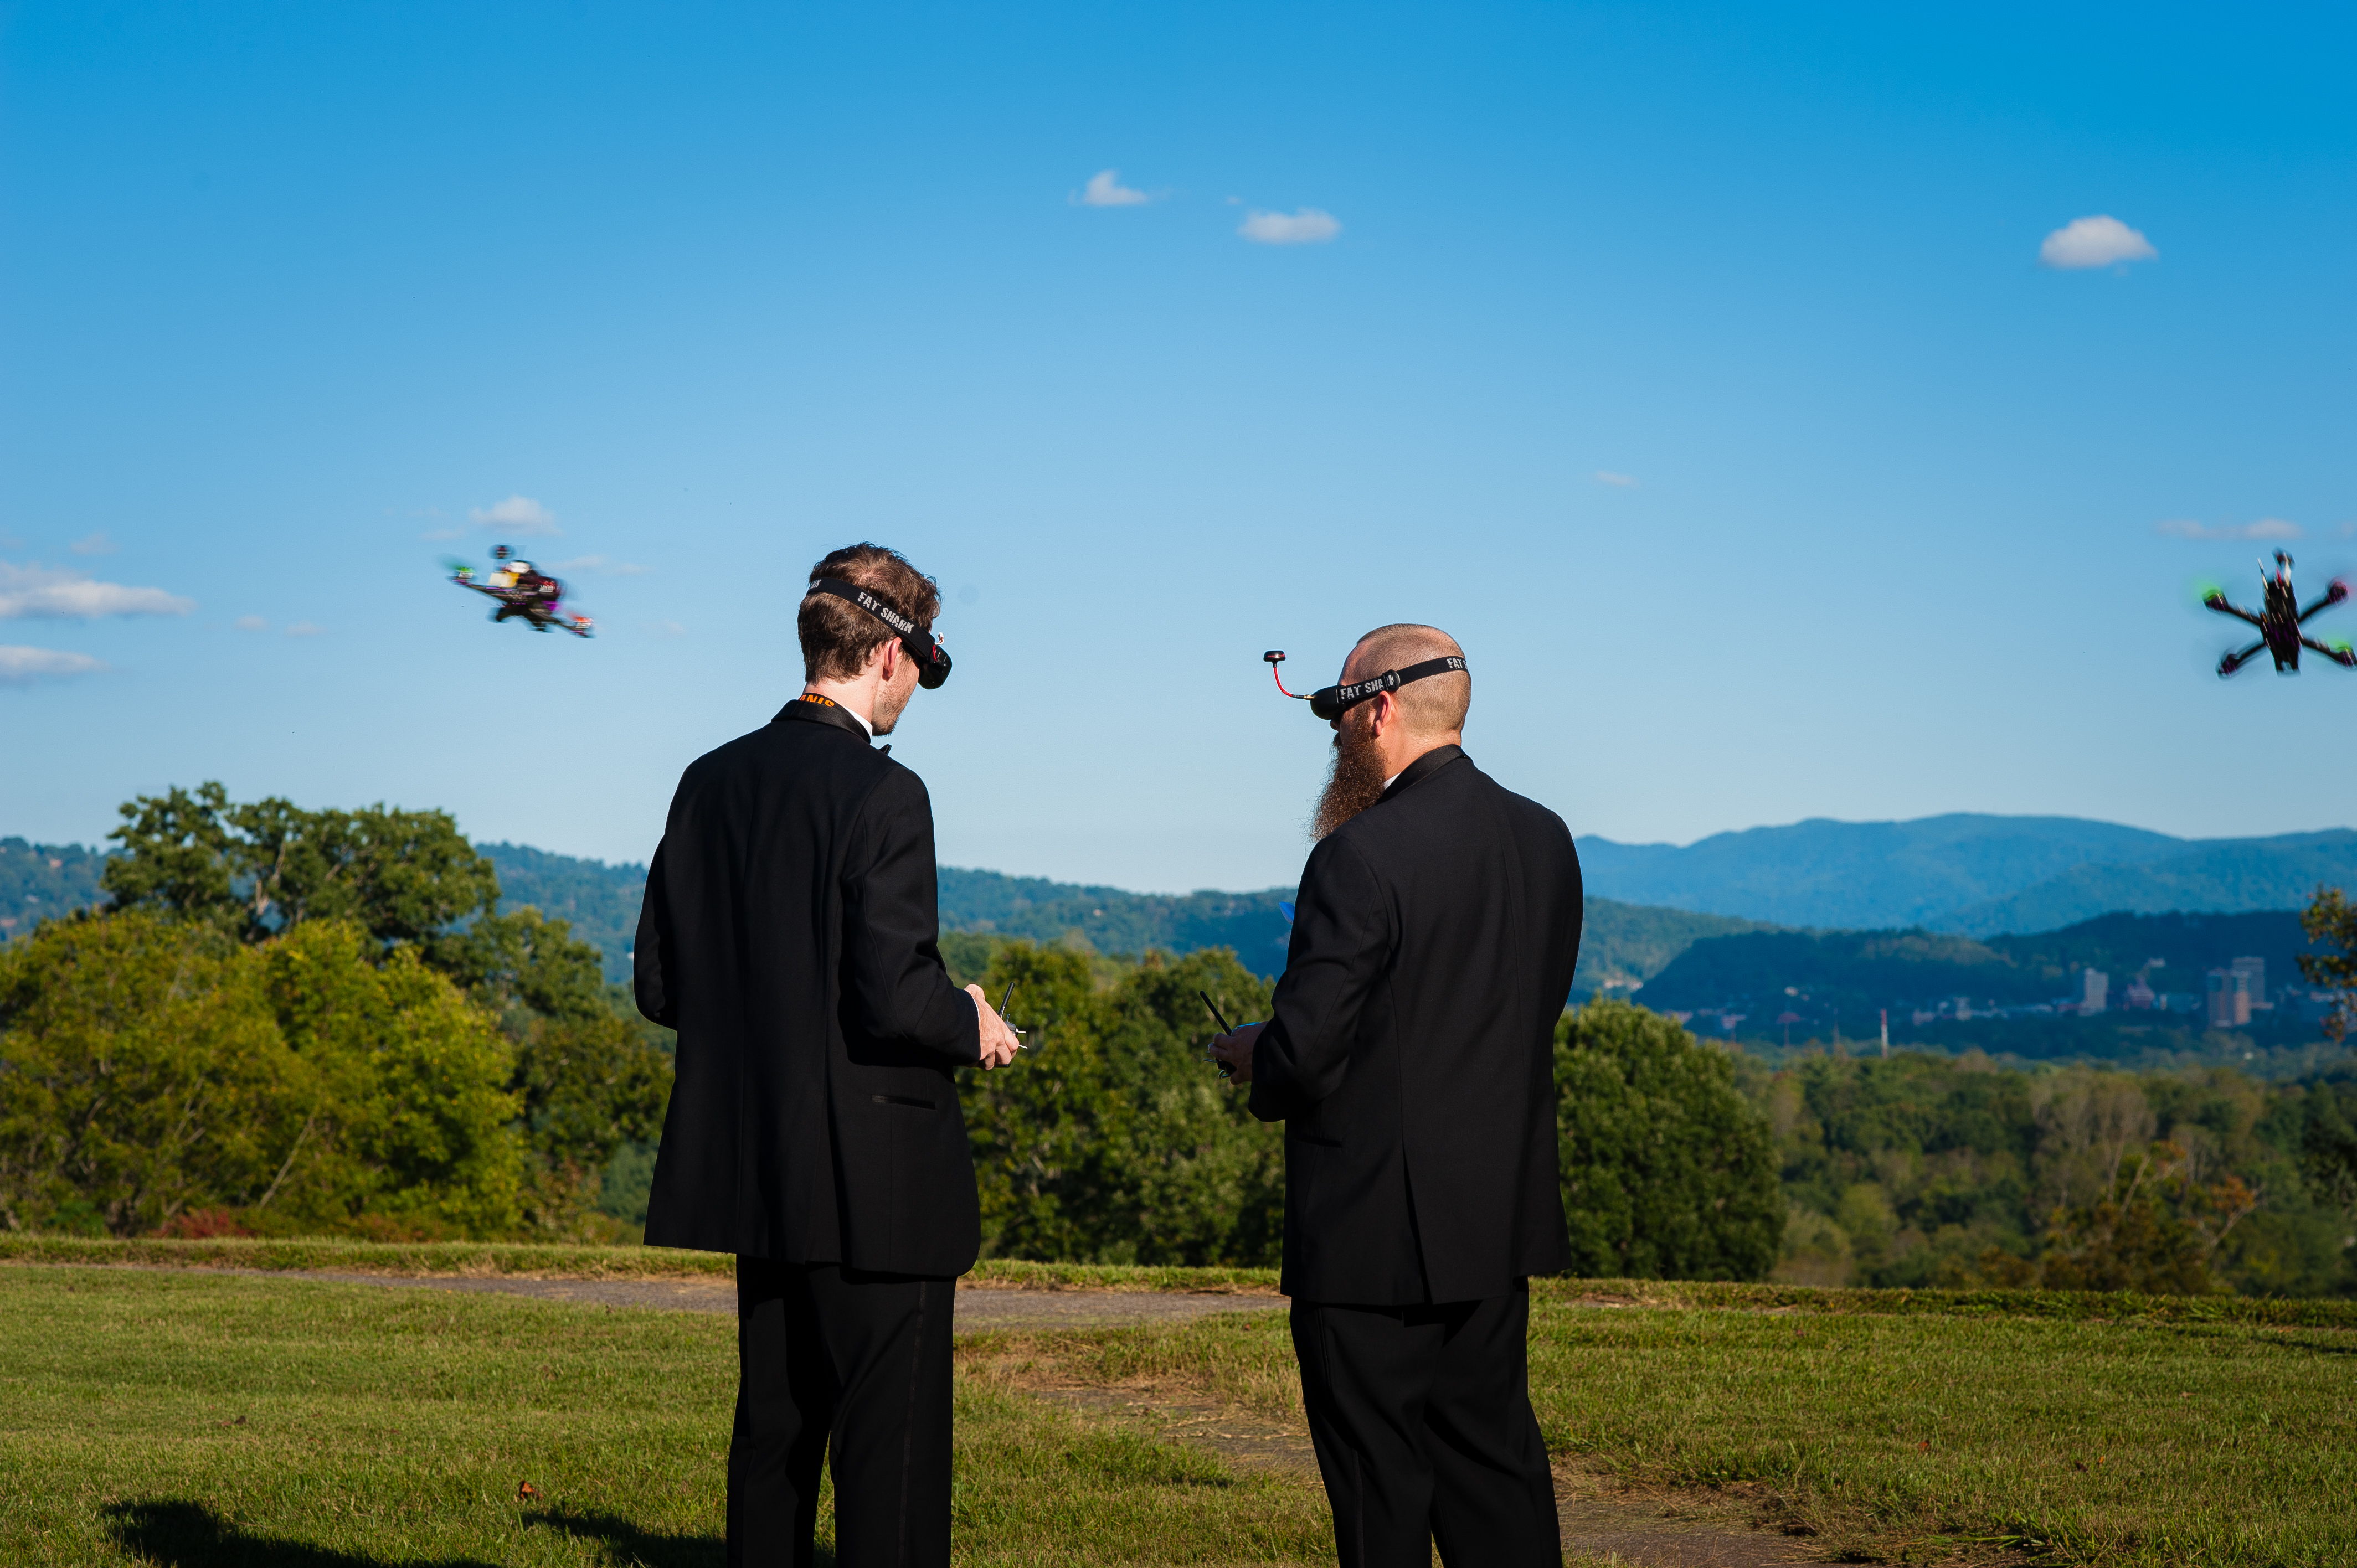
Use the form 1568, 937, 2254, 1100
994, 1291, 2357, 1567
10, 1256, 2355, 1566
0, 1267, 1329, 1566
0, 1236, 1282, 1294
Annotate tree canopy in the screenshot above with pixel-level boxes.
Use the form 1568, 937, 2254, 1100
1554, 999, 1784, 1281
2, 783, 671, 1238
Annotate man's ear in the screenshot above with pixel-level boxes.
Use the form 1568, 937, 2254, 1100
871, 637, 900, 680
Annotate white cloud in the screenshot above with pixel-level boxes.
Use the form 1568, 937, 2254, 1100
285, 622, 323, 637
468, 495, 560, 535
550, 555, 650, 577
0, 561, 194, 618
2039, 215, 2157, 270
1077, 169, 1150, 207
0, 645, 107, 684
69, 532, 118, 556
2153, 517, 2302, 541
1594, 471, 1638, 488
1239, 208, 1341, 245
234, 615, 269, 632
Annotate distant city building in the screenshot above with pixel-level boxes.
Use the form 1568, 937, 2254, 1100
2078, 968, 2109, 1015
1953, 994, 1972, 1022
2206, 967, 2252, 1028
2230, 956, 2268, 1009
2122, 974, 2155, 1010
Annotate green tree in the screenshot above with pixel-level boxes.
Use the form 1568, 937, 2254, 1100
258, 922, 523, 1237
0, 913, 522, 1237
0, 913, 301, 1235
102, 782, 500, 946
2297, 885, 2357, 1040
2296, 1079, 2357, 1218
958, 943, 1282, 1266
1556, 1000, 1782, 1280
99, 783, 670, 1235
2038, 1139, 2257, 1296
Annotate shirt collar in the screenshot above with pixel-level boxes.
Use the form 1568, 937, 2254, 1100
774, 692, 876, 743
1379, 742, 1465, 802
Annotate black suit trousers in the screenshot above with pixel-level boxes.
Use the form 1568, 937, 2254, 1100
1289, 1286, 1560, 1568
728, 1257, 954, 1568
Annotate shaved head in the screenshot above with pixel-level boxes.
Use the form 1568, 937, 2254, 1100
1344, 623, 1469, 736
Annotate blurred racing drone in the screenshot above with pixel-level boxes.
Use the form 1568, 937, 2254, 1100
2202, 551, 2351, 677
445, 546, 593, 638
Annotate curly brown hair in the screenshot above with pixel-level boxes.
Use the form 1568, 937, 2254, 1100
797, 543, 943, 684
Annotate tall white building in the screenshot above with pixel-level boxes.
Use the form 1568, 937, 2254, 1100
2207, 967, 2252, 1028
2230, 956, 2267, 1009
2078, 968, 2109, 1015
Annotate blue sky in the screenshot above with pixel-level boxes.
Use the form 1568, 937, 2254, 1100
4, 2, 2354, 891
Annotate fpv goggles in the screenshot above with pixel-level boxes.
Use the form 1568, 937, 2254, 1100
809, 578, 953, 689
1265, 649, 1466, 720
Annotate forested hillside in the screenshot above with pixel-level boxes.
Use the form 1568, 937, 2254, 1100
0, 839, 106, 940
1641, 910, 2335, 1061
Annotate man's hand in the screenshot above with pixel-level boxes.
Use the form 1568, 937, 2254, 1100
1210, 1022, 1264, 1083
966, 983, 1022, 1070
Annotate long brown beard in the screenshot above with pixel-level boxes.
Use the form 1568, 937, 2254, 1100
1313, 714, 1388, 838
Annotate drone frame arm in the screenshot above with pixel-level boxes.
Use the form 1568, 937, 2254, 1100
2298, 633, 2356, 667
2297, 582, 2350, 623
2204, 594, 2265, 630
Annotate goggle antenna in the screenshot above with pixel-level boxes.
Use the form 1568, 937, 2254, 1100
1264, 650, 1311, 702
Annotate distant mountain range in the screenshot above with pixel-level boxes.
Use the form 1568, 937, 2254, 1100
13, 809, 2356, 996
1577, 814, 2357, 935
0, 834, 1751, 993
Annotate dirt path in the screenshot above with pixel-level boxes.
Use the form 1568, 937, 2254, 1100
1021, 1382, 1814, 1567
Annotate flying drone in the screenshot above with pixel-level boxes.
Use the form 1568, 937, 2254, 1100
445, 545, 593, 637
2202, 550, 2351, 677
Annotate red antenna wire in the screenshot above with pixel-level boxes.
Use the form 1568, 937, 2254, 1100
1264, 650, 1311, 700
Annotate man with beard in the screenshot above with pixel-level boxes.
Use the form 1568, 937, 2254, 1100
1212, 623, 1582, 1568
634, 543, 1023, 1567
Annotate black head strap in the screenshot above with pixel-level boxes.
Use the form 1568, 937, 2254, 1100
1311, 656, 1465, 720
807, 578, 953, 689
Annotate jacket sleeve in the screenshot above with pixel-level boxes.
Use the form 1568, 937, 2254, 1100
841, 765, 980, 1064
633, 839, 677, 1028
1249, 834, 1391, 1122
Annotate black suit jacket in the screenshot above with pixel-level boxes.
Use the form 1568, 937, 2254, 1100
635, 698, 982, 1275
1249, 745, 1581, 1304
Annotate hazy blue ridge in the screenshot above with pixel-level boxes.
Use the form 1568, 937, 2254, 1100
1574, 899, 1767, 989
2, 834, 1756, 990
476, 842, 648, 982
1942, 832, 2357, 936
0, 839, 108, 939
1576, 814, 2185, 929
935, 866, 1295, 971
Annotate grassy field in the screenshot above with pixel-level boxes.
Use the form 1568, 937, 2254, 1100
976, 1283, 2357, 1568
0, 1237, 1282, 1294
0, 1266, 1328, 1567
3, 1259, 2352, 1566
